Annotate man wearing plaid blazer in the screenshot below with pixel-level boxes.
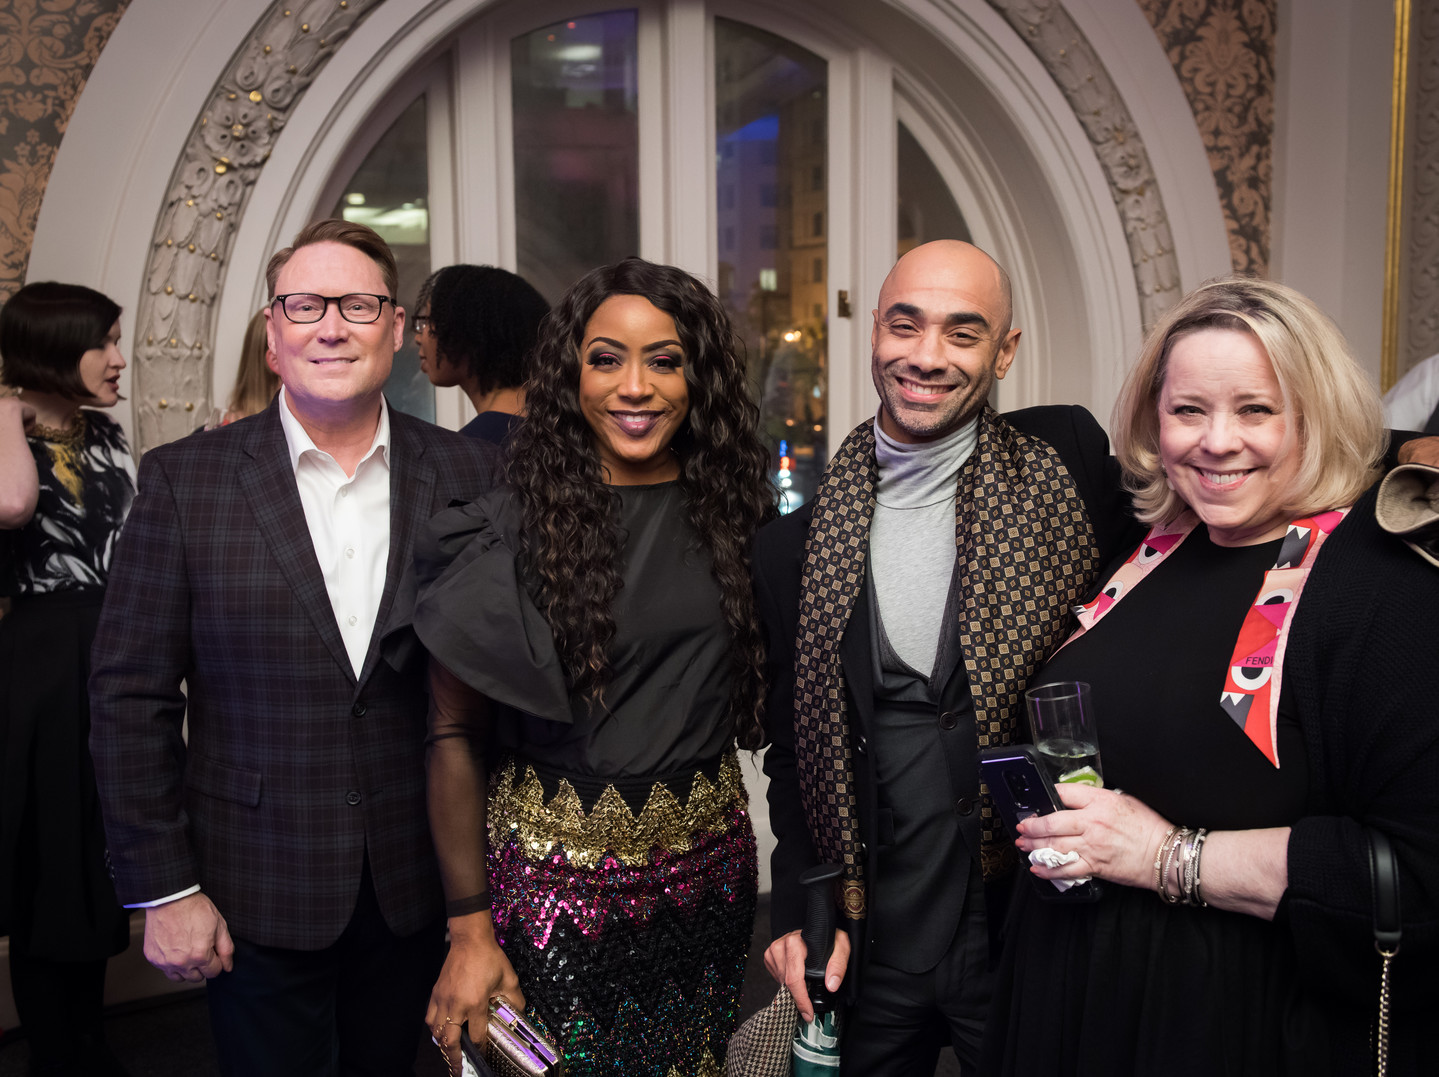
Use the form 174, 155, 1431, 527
90, 220, 498, 1075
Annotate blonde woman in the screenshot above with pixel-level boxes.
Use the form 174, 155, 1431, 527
983, 278, 1439, 1076
210, 308, 279, 427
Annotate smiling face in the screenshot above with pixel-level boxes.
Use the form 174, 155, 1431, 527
1158, 327, 1300, 546
265, 240, 402, 425
578, 294, 690, 485
77, 319, 125, 407
871, 240, 1020, 443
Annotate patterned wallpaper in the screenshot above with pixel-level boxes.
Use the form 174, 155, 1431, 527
1137, 0, 1277, 277
0, 0, 132, 303
1402, 0, 1439, 376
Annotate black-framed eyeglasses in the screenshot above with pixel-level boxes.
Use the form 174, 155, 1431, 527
272, 293, 394, 325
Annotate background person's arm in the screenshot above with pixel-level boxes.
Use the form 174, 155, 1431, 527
0, 396, 38, 528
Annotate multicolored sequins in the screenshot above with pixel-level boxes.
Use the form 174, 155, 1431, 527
488, 752, 758, 1077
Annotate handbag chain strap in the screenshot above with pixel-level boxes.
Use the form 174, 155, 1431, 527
1368, 828, 1402, 1077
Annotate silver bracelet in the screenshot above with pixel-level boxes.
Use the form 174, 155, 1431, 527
1190, 828, 1209, 907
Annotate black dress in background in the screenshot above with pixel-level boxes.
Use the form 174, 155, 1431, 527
413, 482, 758, 1077
1, 410, 134, 1072
1, 410, 134, 958
982, 528, 1322, 1076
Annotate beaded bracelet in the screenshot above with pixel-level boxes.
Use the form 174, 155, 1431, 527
1153, 824, 1180, 902
1188, 828, 1209, 907
1181, 828, 1198, 901
1159, 827, 1186, 905
1154, 826, 1211, 907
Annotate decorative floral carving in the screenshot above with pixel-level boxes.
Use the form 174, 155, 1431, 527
985, 0, 1184, 328
1404, 0, 1439, 376
0, 0, 131, 303
130, 0, 383, 452
1138, 0, 1276, 277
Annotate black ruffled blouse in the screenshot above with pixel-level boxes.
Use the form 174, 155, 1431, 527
411, 481, 737, 779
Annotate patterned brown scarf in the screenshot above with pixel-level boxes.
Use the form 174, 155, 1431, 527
793, 407, 1099, 918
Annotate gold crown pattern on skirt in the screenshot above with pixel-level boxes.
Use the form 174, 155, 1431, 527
488, 752, 748, 869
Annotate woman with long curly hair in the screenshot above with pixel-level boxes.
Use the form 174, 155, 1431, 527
409, 257, 776, 1075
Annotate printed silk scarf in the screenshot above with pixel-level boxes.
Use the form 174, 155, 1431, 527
1062, 507, 1349, 767
792, 407, 1098, 918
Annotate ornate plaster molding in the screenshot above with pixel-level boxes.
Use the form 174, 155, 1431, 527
1138, 0, 1275, 278
1405, 0, 1439, 374
984, 0, 1183, 328
0, 0, 131, 304
131, 0, 384, 452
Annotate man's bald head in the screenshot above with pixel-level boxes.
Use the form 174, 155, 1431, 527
878, 240, 1014, 336
870, 240, 1021, 443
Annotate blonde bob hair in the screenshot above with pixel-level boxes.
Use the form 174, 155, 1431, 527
1112, 276, 1384, 527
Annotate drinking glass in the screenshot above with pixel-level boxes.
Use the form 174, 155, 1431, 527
1025, 681, 1104, 787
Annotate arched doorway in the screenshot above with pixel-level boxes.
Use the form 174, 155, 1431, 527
207, 0, 1140, 496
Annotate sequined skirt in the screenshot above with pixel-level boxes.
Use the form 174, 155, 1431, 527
488, 751, 759, 1077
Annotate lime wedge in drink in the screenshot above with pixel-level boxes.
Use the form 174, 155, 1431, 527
1057, 766, 1104, 788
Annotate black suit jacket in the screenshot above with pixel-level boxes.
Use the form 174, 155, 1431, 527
753, 406, 1137, 985
89, 400, 498, 950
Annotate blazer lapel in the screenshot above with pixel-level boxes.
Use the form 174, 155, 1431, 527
839, 573, 876, 738
357, 411, 436, 685
237, 403, 355, 682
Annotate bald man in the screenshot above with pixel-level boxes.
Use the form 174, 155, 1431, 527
753, 241, 1138, 1073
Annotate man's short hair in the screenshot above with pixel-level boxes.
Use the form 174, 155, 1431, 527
429, 264, 550, 394
265, 218, 399, 301
0, 281, 122, 398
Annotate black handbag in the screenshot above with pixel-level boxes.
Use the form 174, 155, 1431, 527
1367, 828, 1402, 1077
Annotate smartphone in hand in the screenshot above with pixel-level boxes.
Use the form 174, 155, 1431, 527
978, 744, 1102, 902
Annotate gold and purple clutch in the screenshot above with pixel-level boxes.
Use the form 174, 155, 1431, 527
459, 996, 564, 1077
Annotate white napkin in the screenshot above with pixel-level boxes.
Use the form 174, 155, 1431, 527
1029, 847, 1092, 892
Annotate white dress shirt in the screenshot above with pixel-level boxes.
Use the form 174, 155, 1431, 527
128, 391, 392, 909
277, 388, 392, 679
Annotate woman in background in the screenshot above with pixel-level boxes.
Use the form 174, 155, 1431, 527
209, 308, 279, 427
412, 258, 775, 1075
0, 282, 135, 1077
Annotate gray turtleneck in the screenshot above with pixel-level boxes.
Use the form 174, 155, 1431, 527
870, 414, 978, 677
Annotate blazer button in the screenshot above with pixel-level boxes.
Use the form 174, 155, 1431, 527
855, 735, 868, 754
352, 702, 367, 717
938, 710, 958, 730
955, 797, 975, 816
346, 790, 362, 806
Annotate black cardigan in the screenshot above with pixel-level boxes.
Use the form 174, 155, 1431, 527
1281, 482, 1439, 1074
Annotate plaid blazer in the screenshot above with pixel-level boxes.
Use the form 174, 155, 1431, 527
89, 400, 499, 950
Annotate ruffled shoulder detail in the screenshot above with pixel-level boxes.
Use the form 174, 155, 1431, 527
409, 488, 572, 725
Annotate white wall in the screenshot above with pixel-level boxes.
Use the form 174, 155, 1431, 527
1272, 0, 1395, 385
28, 0, 273, 446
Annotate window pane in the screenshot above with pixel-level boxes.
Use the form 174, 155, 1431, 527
512, 11, 639, 303
715, 19, 827, 514
333, 94, 434, 422
897, 120, 970, 256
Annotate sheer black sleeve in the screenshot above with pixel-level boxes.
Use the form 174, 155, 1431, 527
427, 658, 494, 916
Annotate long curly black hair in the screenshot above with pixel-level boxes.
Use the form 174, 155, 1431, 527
507, 257, 777, 749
